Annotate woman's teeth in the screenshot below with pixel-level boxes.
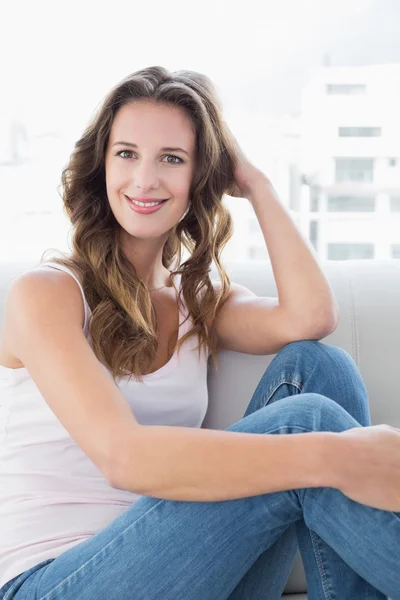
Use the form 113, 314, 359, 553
131, 199, 164, 207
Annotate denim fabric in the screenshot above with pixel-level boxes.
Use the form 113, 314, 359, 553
1, 340, 398, 600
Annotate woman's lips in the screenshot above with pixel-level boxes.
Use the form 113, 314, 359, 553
125, 196, 168, 215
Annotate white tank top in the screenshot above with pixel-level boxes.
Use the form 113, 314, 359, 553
0, 261, 210, 589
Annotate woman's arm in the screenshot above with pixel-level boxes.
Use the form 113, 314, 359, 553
110, 424, 339, 501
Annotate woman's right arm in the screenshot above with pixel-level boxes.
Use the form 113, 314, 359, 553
110, 423, 338, 502
111, 422, 400, 512
8, 271, 399, 511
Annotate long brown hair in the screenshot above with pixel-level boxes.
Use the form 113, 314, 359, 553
40, 66, 239, 384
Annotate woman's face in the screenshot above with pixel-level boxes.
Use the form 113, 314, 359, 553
105, 100, 196, 240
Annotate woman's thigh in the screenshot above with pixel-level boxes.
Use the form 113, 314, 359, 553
5, 394, 360, 600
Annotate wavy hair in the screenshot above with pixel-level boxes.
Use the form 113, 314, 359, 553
40, 66, 239, 384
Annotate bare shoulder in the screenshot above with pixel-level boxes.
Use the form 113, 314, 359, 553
11, 267, 85, 325
2, 268, 86, 364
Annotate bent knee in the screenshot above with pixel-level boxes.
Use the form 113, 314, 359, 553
228, 393, 360, 436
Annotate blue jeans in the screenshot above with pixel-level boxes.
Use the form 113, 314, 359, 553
1, 340, 399, 600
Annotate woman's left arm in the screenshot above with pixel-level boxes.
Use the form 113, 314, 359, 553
225, 123, 339, 329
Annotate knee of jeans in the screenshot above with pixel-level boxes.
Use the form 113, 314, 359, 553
291, 339, 356, 369
298, 392, 359, 430
253, 392, 361, 435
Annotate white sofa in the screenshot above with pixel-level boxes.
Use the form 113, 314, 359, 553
1, 258, 399, 598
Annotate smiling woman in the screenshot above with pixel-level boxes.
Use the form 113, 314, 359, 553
33, 68, 242, 385
1, 64, 399, 600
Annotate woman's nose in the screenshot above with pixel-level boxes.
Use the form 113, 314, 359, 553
132, 161, 159, 190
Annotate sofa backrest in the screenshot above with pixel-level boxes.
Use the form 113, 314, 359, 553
1, 259, 399, 429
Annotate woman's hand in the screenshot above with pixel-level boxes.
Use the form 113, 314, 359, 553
335, 424, 400, 512
223, 122, 268, 199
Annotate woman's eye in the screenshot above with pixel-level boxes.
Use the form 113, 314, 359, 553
163, 155, 183, 165
116, 150, 183, 164
118, 150, 133, 159
116, 150, 137, 159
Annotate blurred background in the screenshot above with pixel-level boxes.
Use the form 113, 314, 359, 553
1, 0, 399, 264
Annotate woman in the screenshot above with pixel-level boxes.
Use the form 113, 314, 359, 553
0, 65, 399, 600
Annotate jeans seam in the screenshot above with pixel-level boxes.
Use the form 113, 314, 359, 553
266, 379, 303, 404
309, 529, 334, 600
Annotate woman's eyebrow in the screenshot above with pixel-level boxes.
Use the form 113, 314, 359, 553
112, 141, 189, 156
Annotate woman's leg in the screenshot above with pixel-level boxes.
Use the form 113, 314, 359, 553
227, 339, 387, 600
3, 356, 399, 599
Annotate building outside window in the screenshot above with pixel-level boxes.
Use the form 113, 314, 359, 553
338, 127, 381, 137
326, 83, 367, 95
335, 158, 375, 183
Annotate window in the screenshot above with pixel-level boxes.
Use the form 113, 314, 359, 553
327, 84, 367, 95
335, 158, 374, 183
310, 188, 320, 212
328, 243, 374, 260
338, 127, 381, 137
309, 220, 318, 251
390, 196, 400, 212
2, 5, 399, 268
327, 195, 375, 212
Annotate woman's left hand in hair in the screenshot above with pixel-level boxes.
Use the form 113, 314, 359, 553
224, 123, 269, 200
